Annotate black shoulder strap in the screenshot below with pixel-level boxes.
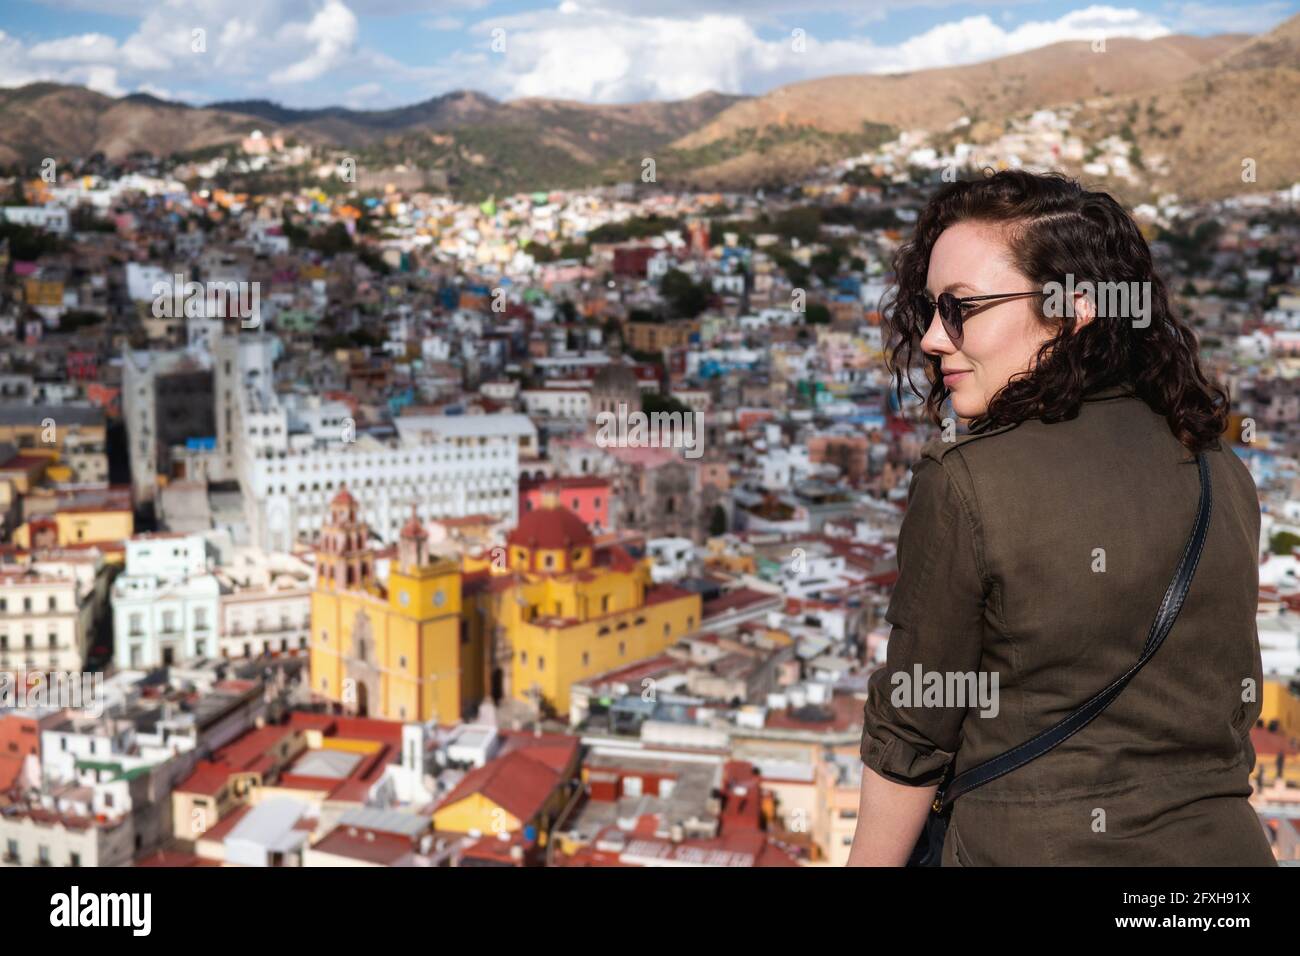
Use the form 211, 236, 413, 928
936, 450, 1213, 810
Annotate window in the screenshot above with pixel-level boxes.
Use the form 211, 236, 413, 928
582, 651, 589, 667
48, 596, 57, 611
663, 623, 671, 637
69, 852, 80, 867
5, 839, 18, 863
538, 656, 544, 672
38, 845, 50, 865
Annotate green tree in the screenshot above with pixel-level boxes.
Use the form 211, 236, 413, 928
309, 222, 354, 256
709, 505, 727, 536
660, 268, 709, 318
805, 303, 832, 325
1271, 531, 1300, 556
642, 392, 690, 416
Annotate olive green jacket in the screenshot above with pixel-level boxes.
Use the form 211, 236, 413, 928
860, 385, 1276, 865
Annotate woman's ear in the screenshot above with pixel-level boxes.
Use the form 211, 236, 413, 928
1071, 288, 1096, 332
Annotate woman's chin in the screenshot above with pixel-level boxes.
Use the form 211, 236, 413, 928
950, 391, 987, 419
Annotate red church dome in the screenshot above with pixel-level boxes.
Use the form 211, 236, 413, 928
508, 506, 594, 551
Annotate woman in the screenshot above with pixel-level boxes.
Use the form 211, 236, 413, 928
846, 170, 1276, 866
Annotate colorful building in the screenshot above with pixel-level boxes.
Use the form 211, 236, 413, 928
430, 730, 580, 865
519, 476, 611, 532
463, 497, 701, 717
12, 486, 133, 555
310, 487, 474, 725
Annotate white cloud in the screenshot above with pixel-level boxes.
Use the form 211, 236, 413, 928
27, 33, 120, 62
455, 2, 1173, 103
0, 0, 383, 103
0, 2, 1251, 108
269, 0, 360, 84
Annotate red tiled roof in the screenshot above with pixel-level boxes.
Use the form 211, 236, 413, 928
703, 587, 781, 617
195, 802, 253, 841
643, 584, 695, 606
174, 761, 230, 797
435, 733, 578, 824
310, 826, 416, 865
596, 543, 639, 573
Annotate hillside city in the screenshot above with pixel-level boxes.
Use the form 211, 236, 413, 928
1, 118, 1299, 869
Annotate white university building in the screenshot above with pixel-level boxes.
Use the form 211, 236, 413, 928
111, 534, 221, 669
213, 330, 534, 550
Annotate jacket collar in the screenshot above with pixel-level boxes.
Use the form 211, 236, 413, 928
1082, 384, 1137, 402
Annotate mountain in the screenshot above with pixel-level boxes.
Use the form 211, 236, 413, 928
1076, 13, 1300, 199
0, 19, 1294, 201
0, 83, 745, 197
0, 84, 268, 166
665, 33, 1246, 188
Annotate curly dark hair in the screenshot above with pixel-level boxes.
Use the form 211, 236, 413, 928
884, 169, 1228, 452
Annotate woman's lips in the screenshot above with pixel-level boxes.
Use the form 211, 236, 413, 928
942, 370, 971, 387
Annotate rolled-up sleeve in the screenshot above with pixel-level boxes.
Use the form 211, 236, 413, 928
860, 452, 987, 786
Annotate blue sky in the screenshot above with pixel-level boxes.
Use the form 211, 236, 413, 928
0, 0, 1293, 108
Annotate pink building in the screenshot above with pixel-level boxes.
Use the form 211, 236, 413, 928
520, 476, 611, 533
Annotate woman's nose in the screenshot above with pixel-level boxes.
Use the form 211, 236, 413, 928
920, 310, 954, 356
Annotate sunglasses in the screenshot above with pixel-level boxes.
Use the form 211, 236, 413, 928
915, 290, 1044, 345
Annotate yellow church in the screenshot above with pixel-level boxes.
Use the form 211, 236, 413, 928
310, 486, 471, 725
462, 492, 701, 718
310, 487, 702, 723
